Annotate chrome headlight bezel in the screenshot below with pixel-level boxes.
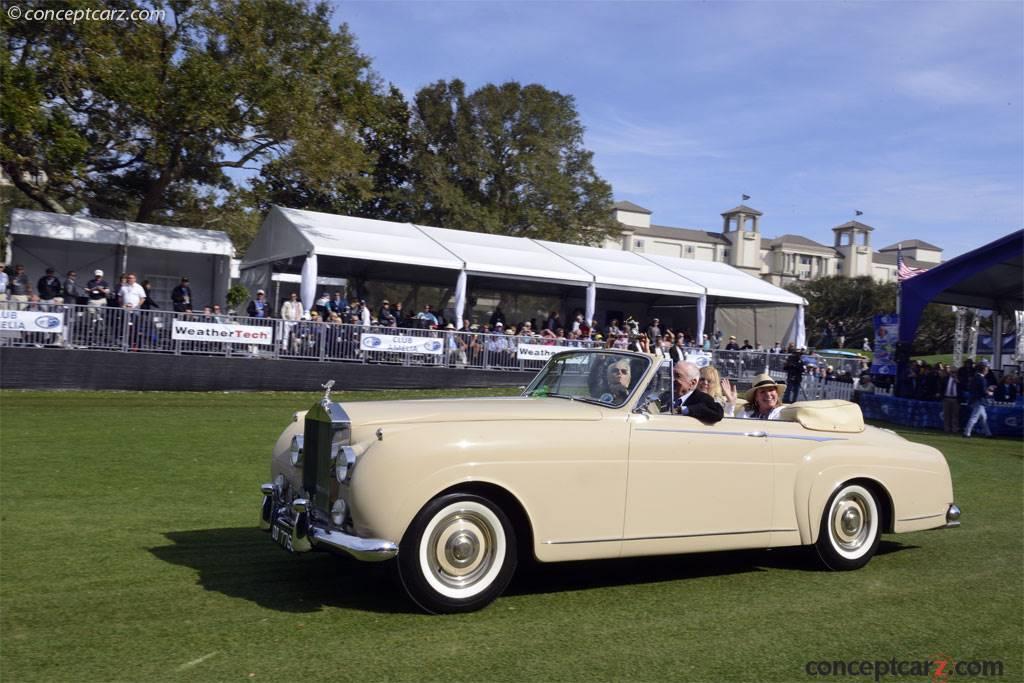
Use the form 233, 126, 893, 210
289, 434, 304, 467
333, 444, 357, 483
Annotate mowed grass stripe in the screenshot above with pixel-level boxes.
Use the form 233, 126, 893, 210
1, 389, 1020, 682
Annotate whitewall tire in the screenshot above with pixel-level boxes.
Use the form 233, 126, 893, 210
815, 483, 881, 570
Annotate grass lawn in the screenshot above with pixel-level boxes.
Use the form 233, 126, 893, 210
1, 389, 1021, 682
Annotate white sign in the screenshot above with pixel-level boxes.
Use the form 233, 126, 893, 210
516, 343, 568, 361
171, 320, 274, 345
0, 309, 65, 334
360, 333, 443, 355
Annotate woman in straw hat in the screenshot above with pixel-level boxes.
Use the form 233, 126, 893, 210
724, 373, 786, 420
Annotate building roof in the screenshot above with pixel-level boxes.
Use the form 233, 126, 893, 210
878, 239, 943, 252
637, 223, 729, 245
721, 204, 762, 216
832, 220, 875, 231
767, 234, 839, 254
612, 200, 653, 215
872, 252, 932, 270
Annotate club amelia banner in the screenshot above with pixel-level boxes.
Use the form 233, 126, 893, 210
0, 309, 65, 334
360, 333, 444, 355
171, 319, 274, 345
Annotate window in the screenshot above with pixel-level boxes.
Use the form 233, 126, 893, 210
685, 245, 695, 255
633, 239, 645, 251
800, 255, 812, 265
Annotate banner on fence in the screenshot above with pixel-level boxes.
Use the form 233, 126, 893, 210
870, 314, 899, 376
171, 320, 274, 345
684, 351, 713, 367
0, 309, 65, 334
516, 343, 568, 361
359, 333, 443, 355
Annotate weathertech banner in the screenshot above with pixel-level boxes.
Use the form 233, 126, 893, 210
359, 333, 443, 355
516, 343, 568, 361
171, 320, 274, 345
0, 309, 65, 334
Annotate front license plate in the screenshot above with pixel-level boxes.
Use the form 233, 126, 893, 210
271, 521, 294, 552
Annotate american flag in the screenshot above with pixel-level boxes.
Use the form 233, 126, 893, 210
897, 247, 922, 281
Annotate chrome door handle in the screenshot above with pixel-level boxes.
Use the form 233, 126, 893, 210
744, 431, 767, 437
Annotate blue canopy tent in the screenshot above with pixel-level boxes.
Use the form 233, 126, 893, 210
896, 229, 1024, 393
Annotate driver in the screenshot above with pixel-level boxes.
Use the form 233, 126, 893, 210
600, 359, 632, 404
659, 361, 724, 424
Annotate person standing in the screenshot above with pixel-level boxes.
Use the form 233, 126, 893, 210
170, 277, 192, 312
63, 270, 86, 305
941, 368, 962, 434
37, 268, 64, 305
9, 264, 32, 305
783, 350, 805, 404
964, 362, 994, 438
118, 273, 147, 309
0, 264, 8, 303
246, 289, 272, 319
280, 292, 304, 321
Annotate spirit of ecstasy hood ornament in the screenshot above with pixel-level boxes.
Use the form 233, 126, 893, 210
321, 379, 336, 402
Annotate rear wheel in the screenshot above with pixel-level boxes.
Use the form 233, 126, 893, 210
815, 483, 880, 570
397, 493, 517, 614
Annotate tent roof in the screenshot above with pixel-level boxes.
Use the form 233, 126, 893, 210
273, 207, 462, 270
535, 240, 704, 296
10, 208, 234, 257
898, 229, 1023, 342
243, 206, 807, 306
416, 224, 592, 284
642, 254, 806, 305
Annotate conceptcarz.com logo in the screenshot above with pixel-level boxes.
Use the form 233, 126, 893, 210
804, 655, 1005, 682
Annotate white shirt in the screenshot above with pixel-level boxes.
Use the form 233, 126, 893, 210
281, 300, 303, 321
119, 282, 146, 308
0, 271, 8, 292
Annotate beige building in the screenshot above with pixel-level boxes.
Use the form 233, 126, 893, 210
606, 201, 939, 285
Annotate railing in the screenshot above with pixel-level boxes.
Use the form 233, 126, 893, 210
0, 302, 870, 381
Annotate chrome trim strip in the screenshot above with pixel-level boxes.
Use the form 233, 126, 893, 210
897, 512, 944, 522
544, 529, 799, 545
634, 427, 846, 443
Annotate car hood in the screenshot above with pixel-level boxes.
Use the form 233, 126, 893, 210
340, 396, 607, 427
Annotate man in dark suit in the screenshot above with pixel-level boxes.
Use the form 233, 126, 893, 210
659, 361, 724, 424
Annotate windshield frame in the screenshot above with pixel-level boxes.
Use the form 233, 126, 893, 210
523, 349, 654, 408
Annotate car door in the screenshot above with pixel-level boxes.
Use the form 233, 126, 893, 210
622, 406, 775, 556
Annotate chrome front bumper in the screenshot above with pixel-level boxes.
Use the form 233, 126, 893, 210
260, 484, 398, 561
944, 503, 961, 529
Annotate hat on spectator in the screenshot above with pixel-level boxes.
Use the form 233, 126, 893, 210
729, 335, 736, 339
94, 269, 103, 277
257, 289, 265, 294
743, 374, 786, 403
445, 323, 454, 329
495, 322, 504, 328
382, 299, 390, 304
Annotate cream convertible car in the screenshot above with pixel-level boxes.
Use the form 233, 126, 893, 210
260, 349, 959, 613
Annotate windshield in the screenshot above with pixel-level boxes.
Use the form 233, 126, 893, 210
523, 350, 652, 407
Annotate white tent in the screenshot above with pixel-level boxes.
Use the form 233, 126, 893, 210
240, 206, 805, 339
9, 209, 234, 309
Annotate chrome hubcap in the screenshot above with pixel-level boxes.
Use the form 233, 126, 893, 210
428, 510, 495, 589
832, 492, 871, 551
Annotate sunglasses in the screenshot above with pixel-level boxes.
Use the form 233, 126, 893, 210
609, 368, 630, 375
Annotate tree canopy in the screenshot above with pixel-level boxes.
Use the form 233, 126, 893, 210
405, 79, 617, 245
2, 0, 383, 234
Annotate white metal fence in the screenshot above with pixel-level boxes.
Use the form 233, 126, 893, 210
0, 302, 870, 382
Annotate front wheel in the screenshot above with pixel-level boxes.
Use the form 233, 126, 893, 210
815, 483, 880, 570
397, 493, 517, 614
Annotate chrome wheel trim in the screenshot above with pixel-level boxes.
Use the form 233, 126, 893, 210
827, 485, 878, 559
419, 501, 506, 599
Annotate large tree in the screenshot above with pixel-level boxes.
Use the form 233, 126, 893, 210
1, 0, 383, 227
406, 79, 618, 245
786, 275, 956, 354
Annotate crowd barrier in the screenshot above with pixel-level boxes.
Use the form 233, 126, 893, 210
0, 303, 868, 382
858, 393, 1023, 437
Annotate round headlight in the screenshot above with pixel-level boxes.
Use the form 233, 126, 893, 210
289, 434, 304, 466
331, 499, 348, 527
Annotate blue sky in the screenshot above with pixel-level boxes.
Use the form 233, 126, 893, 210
335, 0, 1022, 258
